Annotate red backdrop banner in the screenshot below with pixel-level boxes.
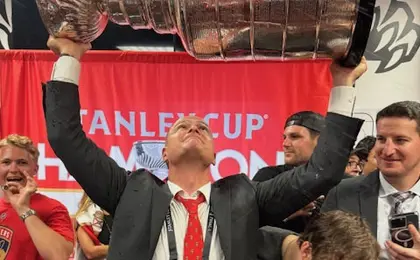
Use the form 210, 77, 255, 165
0, 50, 331, 207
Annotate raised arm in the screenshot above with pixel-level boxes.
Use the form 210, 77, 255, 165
256, 58, 367, 221
44, 37, 127, 215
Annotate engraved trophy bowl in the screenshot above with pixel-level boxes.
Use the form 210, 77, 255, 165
35, 0, 109, 44
134, 140, 168, 180
36, 0, 376, 66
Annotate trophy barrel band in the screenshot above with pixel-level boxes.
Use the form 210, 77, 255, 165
340, 0, 376, 67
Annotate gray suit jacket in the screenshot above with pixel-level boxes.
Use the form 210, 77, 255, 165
322, 170, 381, 237
43, 81, 363, 260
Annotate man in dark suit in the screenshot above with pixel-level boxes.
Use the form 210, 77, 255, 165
253, 111, 326, 233
44, 36, 365, 260
322, 101, 420, 260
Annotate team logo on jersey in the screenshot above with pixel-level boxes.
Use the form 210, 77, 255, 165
0, 226, 13, 259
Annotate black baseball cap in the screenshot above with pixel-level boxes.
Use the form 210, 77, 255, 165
284, 111, 326, 133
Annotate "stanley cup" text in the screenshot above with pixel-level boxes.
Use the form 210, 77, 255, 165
80, 109, 268, 140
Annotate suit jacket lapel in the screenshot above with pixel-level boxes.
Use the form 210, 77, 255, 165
211, 182, 232, 260
359, 170, 380, 238
149, 182, 173, 256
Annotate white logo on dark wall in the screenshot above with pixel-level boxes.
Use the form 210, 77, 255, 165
365, 0, 420, 73
0, 0, 12, 50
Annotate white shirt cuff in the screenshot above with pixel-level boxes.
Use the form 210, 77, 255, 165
327, 86, 356, 117
51, 56, 81, 85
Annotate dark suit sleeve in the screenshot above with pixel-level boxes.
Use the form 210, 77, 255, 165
254, 167, 308, 231
255, 112, 363, 221
257, 226, 295, 260
43, 81, 127, 215
253, 166, 287, 182
321, 186, 339, 212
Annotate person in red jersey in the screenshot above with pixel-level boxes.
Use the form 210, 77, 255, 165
0, 134, 74, 260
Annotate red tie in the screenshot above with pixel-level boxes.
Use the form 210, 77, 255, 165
175, 193, 206, 260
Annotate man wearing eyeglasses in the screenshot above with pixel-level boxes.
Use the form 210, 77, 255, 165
344, 147, 369, 177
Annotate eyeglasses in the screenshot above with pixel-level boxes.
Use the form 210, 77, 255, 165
347, 161, 365, 169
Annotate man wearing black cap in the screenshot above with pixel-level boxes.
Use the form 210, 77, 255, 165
255, 111, 326, 181
253, 111, 326, 232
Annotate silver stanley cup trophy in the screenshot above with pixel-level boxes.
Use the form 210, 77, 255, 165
134, 140, 168, 180
36, 0, 375, 65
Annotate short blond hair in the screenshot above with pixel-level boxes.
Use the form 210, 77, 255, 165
0, 134, 39, 163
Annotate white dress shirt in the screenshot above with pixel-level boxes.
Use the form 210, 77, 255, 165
377, 173, 420, 260
152, 181, 225, 260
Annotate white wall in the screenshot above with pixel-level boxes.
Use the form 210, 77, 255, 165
354, 0, 420, 141
0, 0, 12, 49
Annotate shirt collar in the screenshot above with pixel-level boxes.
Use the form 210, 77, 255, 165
379, 172, 420, 198
167, 181, 211, 202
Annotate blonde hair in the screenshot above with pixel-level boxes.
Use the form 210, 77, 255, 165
75, 192, 93, 218
0, 134, 40, 163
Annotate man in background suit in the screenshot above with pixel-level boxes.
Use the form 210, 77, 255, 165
44, 36, 365, 260
322, 101, 420, 259
253, 111, 326, 182
343, 147, 369, 178
253, 111, 326, 233
355, 135, 378, 175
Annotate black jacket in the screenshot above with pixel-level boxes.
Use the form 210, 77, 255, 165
43, 80, 363, 260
